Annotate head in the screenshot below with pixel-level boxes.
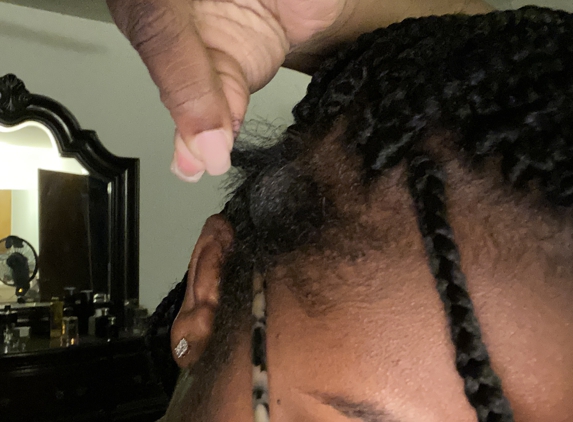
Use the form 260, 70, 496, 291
151, 7, 573, 422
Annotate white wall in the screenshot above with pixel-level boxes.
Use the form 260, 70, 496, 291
0, 122, 87, 190
0, 3, 309, 310
3, 1, 570, 311
0, 188, 39, 302
487, 0, 573, 11
11, 189, 38, 251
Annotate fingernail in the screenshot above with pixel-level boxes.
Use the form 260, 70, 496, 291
171, 132, 205, 182
171, 158, 205, 182
190, 129, 231, 176
171, 133, 206, 182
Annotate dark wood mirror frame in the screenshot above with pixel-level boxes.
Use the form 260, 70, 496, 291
0, 73, 139, 315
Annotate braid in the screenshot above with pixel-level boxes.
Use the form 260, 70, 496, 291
261, 7, 573, 418
407, 152, 513, 421
149, 7, 573, 417
145, 272, 188, 396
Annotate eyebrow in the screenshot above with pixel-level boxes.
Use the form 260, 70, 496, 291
311, 392, 401, 422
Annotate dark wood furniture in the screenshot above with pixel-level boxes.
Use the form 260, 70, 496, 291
0, 75, 165, 422
0, 335, 168, 422
0, 73, 139, 322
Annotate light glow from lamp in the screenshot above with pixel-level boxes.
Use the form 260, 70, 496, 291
0, 121, 88, 190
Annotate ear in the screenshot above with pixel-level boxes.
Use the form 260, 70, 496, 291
170, 214, 234, 368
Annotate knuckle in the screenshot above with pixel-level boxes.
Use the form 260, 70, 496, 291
162, 78, 218, 112
110, 0, 184, 58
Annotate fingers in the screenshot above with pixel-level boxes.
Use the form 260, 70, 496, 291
107, 0, 238, 179
171, 132, 205, 182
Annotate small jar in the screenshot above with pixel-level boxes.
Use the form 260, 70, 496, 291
61, 307, 79, 347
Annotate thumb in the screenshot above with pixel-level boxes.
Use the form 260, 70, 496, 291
107, 0, 241, 179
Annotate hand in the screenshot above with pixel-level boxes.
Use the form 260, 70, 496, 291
106, 0, 493, 182
106, 0, 348, 181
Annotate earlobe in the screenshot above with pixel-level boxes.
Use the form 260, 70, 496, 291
170, 214, 234, 368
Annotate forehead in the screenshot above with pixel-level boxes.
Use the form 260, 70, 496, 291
186, 251, 573, 422
266, 263, 472, 415
263, 253, 573, 420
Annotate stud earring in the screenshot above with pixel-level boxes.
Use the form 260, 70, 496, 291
174, 338, 189, 359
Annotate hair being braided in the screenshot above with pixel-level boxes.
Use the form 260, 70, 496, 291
147, 6, 573, 419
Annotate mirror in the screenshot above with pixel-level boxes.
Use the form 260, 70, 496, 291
0, 74, 139, 326
0, 122, 92, 302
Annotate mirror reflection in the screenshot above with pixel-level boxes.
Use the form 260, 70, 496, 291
0, 122, 110, 305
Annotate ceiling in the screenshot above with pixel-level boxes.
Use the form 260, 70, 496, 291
2, 1, 572, 26
0, 0, 112, 22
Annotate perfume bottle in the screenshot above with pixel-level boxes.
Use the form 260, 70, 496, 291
124, 299, 138, 334
88, 293, 110, 336
50, 297, 64, 339
1, 305, 19, 353
61, 307, 79, 347
94, 308, 110, 338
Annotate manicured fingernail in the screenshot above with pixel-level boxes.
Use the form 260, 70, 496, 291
190, 129, 231, 176
171, 133, 206, 182
171, 158, 205, 182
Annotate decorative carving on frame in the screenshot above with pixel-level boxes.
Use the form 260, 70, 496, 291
0, 73, 139, 322
0, 74, 32, 116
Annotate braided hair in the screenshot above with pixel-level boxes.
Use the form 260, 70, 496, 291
148, 6, 573, 421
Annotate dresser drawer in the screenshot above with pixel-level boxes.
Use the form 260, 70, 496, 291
0, 357, 111, 421
0, 336, 167, 422
111, 352, 164, 405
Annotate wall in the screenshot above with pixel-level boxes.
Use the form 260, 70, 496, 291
0, 122, 87, 190
11, 189, 38, 251
2, 1, 571, 310
0, 190, 10, 239
487, 0, 573, 11
0, 3, 309, 310
0, 0, 112, 23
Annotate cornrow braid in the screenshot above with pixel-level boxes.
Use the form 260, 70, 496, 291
407, 152, 513, 421
146, 6, 573, 420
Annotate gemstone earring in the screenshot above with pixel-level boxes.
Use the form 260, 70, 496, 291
174, 337, 189, 359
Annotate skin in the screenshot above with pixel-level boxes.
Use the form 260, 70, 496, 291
114, 1, 573, 419
169, 164, 573, 421
105, 0, 493, 181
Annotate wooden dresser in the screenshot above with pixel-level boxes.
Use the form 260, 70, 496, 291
0, 335, 168, 422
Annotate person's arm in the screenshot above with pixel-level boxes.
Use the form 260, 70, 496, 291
107, 0, 494, 182
285, 0, 495, 74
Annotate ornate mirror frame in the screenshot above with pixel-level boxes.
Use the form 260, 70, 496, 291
0, 73, 139, 315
